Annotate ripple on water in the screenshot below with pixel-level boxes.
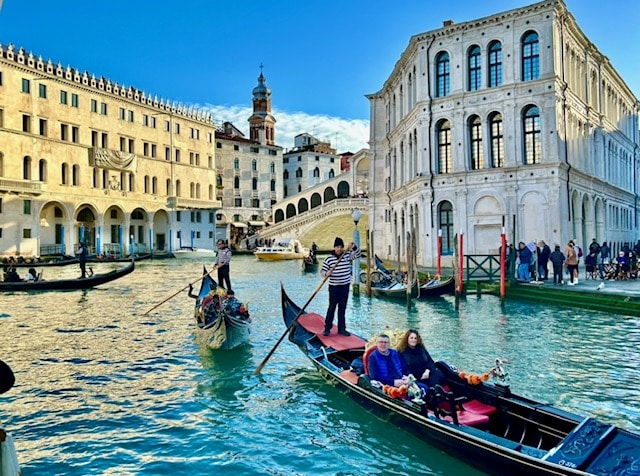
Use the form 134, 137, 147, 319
0, 257, 637, 474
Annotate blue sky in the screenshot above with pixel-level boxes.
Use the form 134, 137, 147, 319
0, 0, 638, 152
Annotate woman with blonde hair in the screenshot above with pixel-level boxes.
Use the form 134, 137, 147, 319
397, 329, 443, 388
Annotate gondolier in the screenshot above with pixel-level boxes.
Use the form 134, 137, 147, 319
214, 240, 232, 291
321, 236, 361, 337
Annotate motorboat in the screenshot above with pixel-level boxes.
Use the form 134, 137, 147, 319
254, 239, 309, 261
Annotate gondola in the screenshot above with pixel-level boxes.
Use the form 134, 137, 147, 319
419, 276, 455, 297
0, 260, 135, 291
193, 267, 251, 350
86, 253, 153, 263
281, 285, 640, 476
359, 271, 419, 299
302, 256, 319, 272
2, 256, 79, 268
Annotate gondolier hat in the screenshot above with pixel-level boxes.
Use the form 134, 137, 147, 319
334, 237, 344, 247
0, 359, 15, 394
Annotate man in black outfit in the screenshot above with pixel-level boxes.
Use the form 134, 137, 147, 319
76, 241, 88, 279
214, 240, 232, 291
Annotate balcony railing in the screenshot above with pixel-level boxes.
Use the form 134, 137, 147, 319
0, 178, 43, 195
167, 196, 222, 209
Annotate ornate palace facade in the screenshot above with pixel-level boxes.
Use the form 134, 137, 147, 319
368, 0, 639, 266
0, 44, 221, 257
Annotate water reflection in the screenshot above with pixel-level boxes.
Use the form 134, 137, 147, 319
0, 256, 638, 475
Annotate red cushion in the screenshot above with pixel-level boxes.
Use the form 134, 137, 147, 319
443, 411, 490, 427
363, 346, 376, 375
463, 400, 497, 416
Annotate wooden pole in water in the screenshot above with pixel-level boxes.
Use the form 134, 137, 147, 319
406, 231, 411, 308
453, 233, 459, 309
500, 226, 506, 301
366, 229, 372, 297
458, 231, 465, 295
436, 229, 442, 280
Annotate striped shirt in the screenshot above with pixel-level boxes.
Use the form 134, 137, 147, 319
215, 247, 232, 267
321, 247, 361, 286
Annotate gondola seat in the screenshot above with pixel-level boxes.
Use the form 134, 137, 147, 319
362, 346, 376, 376
428, 385, 490, 427
462, 399, 498, 416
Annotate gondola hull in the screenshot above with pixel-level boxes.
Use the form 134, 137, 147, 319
302, 259, 318, 272
193, 267, 251, 350
359, 272, 419, 300
281, 285, 640, 476
0, 261, 134, 291
87, 253, 153, 263
419, 277, 455, 297
5, 256, 79, 268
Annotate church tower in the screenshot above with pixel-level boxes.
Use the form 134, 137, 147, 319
248, 66, 276, 146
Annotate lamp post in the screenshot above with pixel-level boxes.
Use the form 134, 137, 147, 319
352, 208, 361, 295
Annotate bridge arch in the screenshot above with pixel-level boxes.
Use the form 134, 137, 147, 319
337, 180, 350, 198
274, 209, 285, 223
286, 204, 296, 219
311, 193, 322, 209
323, 186, 336, 203
298, 198, 309, 214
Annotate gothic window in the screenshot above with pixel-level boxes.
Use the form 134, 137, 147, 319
438, 201, 454, 255
435, 52, 450, 97
488, 41, 502, 87
522, 31, 540, 81
468, 115, 483, 170
489, 112, 504, 168
468, 45, 481, 91
523, 105, 541, 165
234, 176, 240, 189
436, 119, 452, 174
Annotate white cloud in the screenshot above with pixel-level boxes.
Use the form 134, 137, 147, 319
199, 103, 370, 154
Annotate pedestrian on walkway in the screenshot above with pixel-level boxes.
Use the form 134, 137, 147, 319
565, 242, 579, 285
549, 245, 565, 284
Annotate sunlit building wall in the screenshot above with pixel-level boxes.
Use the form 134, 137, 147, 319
368, 0, 639, 267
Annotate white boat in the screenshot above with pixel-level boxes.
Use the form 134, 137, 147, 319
173, 246, 217, 259
254, 238, 309, 261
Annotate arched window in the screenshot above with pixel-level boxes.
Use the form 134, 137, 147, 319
38, 159, 47, 182
328, 169, 335, 178
270, 179, 276, 192
283, 170, 289, 180
251, 159, 257, 171
523, 105, 541, 164
487, 41, 502, 87
93, 168, 98, 188
216, 175, 223, 187
468, 115, 483, 170
152, 177, 158, 195
233, 158, 239, 169
190, 182, 195, 198
436, 120, 452, 174
144, 175, 149, 193
23, 156, 32, 180
234, 176, 240, 189
61, 163, 68, 185
252, 178, 258, 190
129, 174, 135, 192
166, 178, 171, 196
196, 183, 200, 198
176, 179, 181, 196
489, 112, 504, 167
522, 31, 539, 81
438, 201, 454, 255
467, 45, 481, 91
270, 162, 275, 174
313, 167, 320, 178
435, 52, 450, 97
0, 152, 3, 177
209, 184, 213, 200
296, 167, 303, 178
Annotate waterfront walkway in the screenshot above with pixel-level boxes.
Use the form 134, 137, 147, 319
521, 277, 640, 298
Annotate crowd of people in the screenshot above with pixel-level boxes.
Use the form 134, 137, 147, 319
503, 238, 640, 284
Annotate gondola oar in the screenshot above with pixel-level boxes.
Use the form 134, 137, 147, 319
254, 251, 346, 375
142, 269, 217, 316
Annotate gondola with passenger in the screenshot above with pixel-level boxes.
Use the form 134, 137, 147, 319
192, 266, 251, 350
280, 284, 640, 476
0, 260, 134, 291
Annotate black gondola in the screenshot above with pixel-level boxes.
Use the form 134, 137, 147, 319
302, 256, 319, 272
192, 267, 251, 350
281, 285, 640, 476
87, 253, 153, 263
0, 261, 135, 291
419, 276, 455, 297
2, 256, 79, 268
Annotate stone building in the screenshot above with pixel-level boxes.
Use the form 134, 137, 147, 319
283, 133, 340, 198
367, 0, 639, 267
0, 44, 220, 257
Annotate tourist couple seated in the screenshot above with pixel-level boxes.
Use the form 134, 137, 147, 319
364, 329, 443, 398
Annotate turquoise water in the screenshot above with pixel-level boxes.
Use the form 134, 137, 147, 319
0, 256, 639, 475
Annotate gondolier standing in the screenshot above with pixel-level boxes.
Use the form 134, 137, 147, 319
76, 241, 88, 279
214, 240, 232, 291
321, 237, 361, 337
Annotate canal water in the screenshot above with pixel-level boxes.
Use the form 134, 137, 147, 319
1, 256, 639, 475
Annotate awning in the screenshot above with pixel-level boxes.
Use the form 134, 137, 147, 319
248, 221, 266, 227
231, 222, 248, 228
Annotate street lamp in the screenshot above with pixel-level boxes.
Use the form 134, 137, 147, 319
352, 208, 361, 295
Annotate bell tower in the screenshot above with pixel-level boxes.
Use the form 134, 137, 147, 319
248, 65, 276, 146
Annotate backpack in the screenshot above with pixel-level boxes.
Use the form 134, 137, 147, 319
577, 246, 583, 258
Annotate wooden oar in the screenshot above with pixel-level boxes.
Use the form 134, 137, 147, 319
142, 269, 216, 316
254, 250, 346, 375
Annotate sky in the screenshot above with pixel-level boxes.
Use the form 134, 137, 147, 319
0, 1, 638, 153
